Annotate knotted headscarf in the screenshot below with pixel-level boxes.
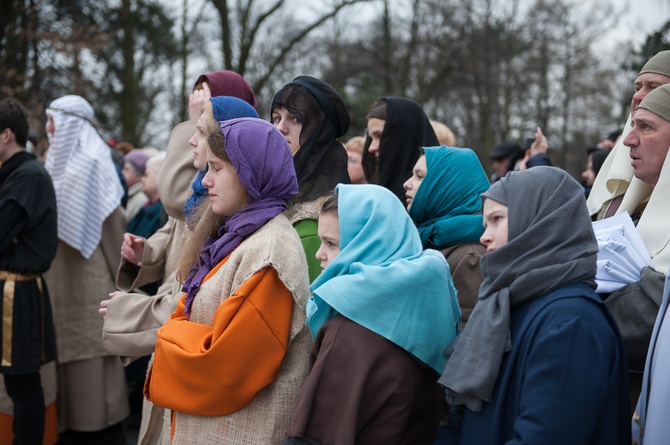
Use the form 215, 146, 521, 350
306, 183, 461, 373
182, 118, 298, 315
271, 75, 351, 202
45, 95, 124, 259
440, 166, 598, 411
409, 146, 490, 248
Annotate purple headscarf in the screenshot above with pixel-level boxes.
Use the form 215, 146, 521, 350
182, 117, 298, 315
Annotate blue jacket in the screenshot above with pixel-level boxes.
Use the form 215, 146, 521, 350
440, 283, 631, 445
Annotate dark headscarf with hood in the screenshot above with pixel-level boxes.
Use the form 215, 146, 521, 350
271, 75, 351, 202
362, 96, 439, 201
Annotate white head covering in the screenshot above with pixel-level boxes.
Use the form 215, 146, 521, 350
45, 95, 124, 259
586, 53, 670, 275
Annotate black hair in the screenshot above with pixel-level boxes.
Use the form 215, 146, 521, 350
0, 97, 29, 148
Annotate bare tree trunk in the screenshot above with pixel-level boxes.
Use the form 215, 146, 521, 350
180, 0, 189, 121
120, 0, 138, 143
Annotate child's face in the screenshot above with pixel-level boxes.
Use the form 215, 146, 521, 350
315, 212, 340, 270
403, 155, 427, 211
480, 198, 508, 253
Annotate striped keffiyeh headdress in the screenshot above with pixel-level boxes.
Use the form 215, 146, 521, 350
45, 95, 124, 259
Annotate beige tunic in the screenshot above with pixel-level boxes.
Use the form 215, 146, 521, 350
102, 120, 199, 444
159, 214, 312, 444
44, 207, 130, 430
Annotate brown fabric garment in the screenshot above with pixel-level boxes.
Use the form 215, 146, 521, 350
439, 242, 485, 326
155, 121, 198, 220
116, 121, 198, 291
44, 208, 129, 430
46, 208, 124, 364
287, 315, 441, 445
56, 356, 129, 431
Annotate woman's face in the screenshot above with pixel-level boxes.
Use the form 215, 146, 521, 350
315, 211, 340, 270
480, 199, 509, 253
141, 161, 160, 202
347, 151, 366, 184
271, 106, 302, 155
366, 118, 385, 159
201, 147, 249, 217
402, 155, 427, 211
189, 112, 210, 171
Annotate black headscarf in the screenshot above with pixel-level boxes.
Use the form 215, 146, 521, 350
271, 76, 350, 202
361, 96, 439, 201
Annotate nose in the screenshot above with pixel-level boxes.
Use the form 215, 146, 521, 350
202, 169, 213, 188
480, 228, 492, 246
368, 139, 379, 156
403, 177, 412, 191
623, 130, 637, 149
188, 132, 197, 147
276, 119, 288, 135
315, 244, 325, 262
633, 87, 646, 102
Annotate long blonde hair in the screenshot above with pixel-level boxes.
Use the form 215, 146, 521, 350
176, 102, 232, 283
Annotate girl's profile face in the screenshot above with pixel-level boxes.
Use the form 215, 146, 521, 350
315, 212, 340, 270
366, 118, 385, 159
480, 198, 508, 253
403, 155, 427, 211
201, 147, 249, 217
189, 112, 210, 171
271, 106, 302, 155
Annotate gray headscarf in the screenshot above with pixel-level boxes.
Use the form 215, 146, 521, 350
439, 166, 598, 412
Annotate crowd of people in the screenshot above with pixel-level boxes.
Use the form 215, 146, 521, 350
1, 50, 670, 445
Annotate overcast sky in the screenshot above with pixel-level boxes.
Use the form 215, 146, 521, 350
606, 0, 669, 46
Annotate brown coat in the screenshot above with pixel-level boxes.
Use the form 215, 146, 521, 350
287, 315, 441, 444
439, 242, 485, 325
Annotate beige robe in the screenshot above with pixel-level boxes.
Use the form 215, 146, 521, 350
44, 207, 130, 430
102, 120, 198, 444
156, 214, 312, 444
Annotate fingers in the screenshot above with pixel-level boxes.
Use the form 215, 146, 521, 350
189, 85, 211, 121
98, 299, 110, 317
201, 81, 212, 98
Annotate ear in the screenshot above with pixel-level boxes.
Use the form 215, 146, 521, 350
0, 128, 14, 145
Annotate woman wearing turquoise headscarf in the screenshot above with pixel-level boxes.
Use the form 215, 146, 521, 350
284, 184, 461, 445
403, 146, 489, 324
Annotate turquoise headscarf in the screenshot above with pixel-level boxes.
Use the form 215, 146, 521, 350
306, 183, 461, 373
409, 146, 490, 248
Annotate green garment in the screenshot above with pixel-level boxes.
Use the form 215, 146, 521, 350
294, 218, 321, 283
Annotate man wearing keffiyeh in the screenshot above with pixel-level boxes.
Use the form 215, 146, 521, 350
43, 95, 130, 442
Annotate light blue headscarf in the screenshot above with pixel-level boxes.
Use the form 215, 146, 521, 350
409, 146, 490, 248
306, 183, 461, 373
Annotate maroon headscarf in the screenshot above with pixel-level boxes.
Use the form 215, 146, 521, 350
194, 70, 258, 112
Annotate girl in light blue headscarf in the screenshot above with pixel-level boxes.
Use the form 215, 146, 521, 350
403, 145, 489, 325
284, 183, 461, 445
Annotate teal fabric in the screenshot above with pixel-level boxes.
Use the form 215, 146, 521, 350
306, 183, 461, 373
409, 146, 490, 248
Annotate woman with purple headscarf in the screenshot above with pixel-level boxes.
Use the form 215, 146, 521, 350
143, 118, 312, 443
